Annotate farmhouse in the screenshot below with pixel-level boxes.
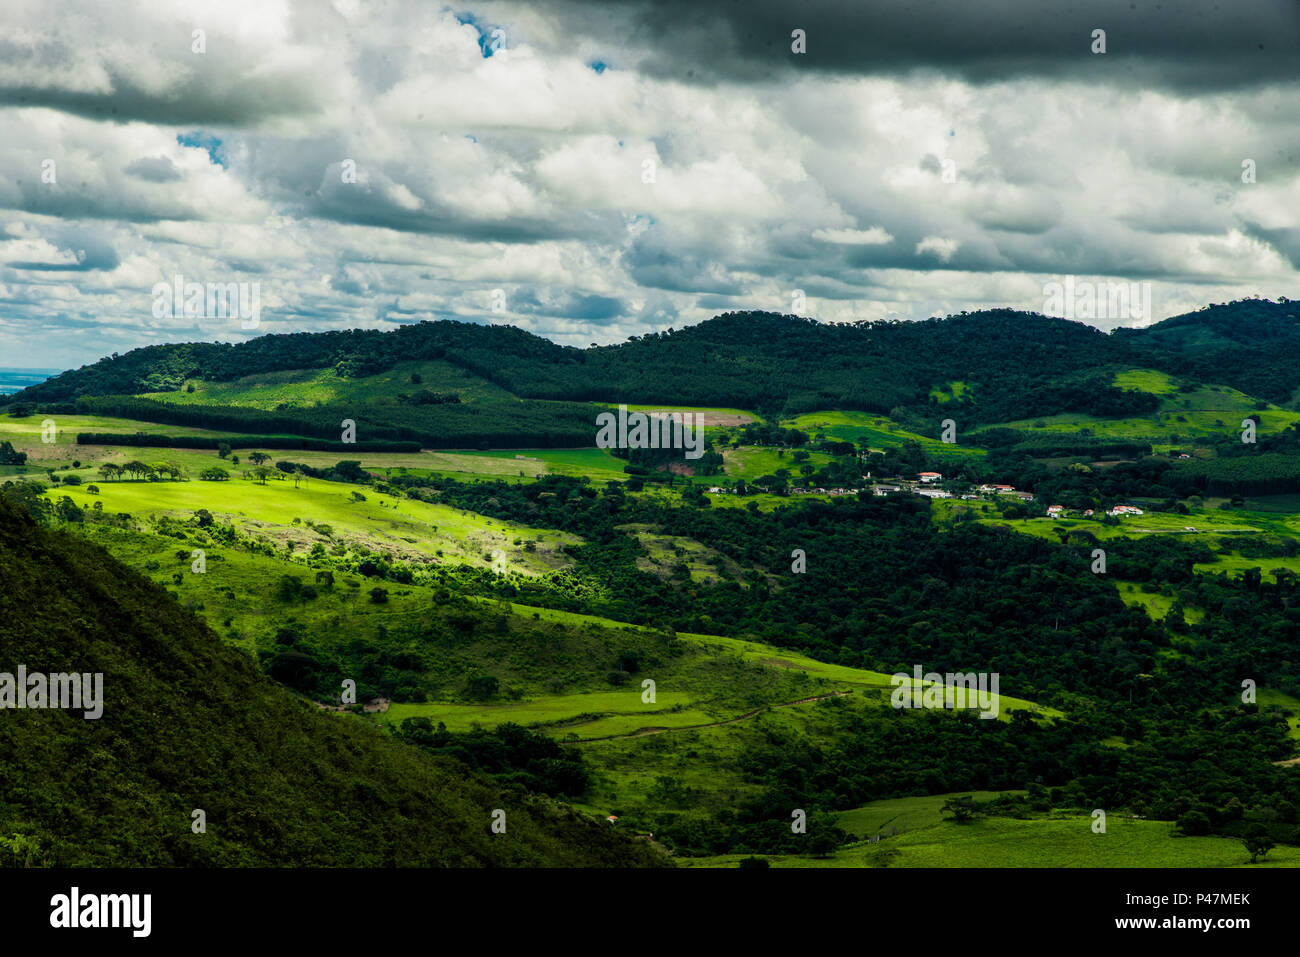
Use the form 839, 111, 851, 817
1108, 505, 1144, 516
918, 471, 943, 484
1046, 505, 1065, 517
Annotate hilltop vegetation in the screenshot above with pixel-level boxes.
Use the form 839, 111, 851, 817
12, 299, 1299, 432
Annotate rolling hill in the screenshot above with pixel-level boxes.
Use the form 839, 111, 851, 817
0, 495, 668, 867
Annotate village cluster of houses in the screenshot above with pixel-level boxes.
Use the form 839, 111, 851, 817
704, 472, 1038, 503
1046, 504, 1144, 518
701, 470, 1150, 521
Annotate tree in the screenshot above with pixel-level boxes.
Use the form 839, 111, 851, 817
942, 795, 981, 824
55, 496, 82, 523
195, 508, 214, 527
217, 443, 231, 459
98, 463, 122, 482
808, 831, 838, 858
0, 441, 28, 466
250, 466, 275, 485
249, 452, 270, 466
1242, 831, 1274, 864
200, 467, 229, 481
276, 575, 305, 602
1176, 810, 1211, 836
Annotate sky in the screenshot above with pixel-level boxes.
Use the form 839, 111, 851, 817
2, 0, 1299, 368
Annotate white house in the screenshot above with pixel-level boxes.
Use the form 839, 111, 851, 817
1046, 505, 1065, 517
918, 471, 943, 484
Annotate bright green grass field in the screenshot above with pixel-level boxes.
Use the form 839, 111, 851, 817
1113, 368, 1181, 395
933, 499, 1263, 539
720, 446, 835, 481
677, 632, 1061, 721
1194, 551, 1300, 581
1258, 689, 1300, 741
1115, 583, 1204, 624
378, 690, 703, 737
0, 413, 250, 469
595, 403, 760, 424
834, 790, 1022, 838
928, 380, 971, 404
780, 411, 985, 458
979, 369, 1300, 446
140, 359, 519, 408
456, 447, 629, 482
686, 814, 1300, 867
44, 476, 579, 575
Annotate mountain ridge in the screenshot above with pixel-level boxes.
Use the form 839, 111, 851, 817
8, 297, 1300, 419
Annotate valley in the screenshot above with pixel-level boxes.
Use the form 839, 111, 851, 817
5, 300, 1300, 867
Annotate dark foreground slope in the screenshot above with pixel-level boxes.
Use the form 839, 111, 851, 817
0, 498, 667, 867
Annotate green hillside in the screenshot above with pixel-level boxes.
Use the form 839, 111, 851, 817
0, 495, 666, 867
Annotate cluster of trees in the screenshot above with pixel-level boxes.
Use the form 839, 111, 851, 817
0, 440, 27, 465
76, 428, 420, 454
71, 395, 594, 450
97, 460, 185, 481
398, 389, 461, 405
394, 720, 589, 798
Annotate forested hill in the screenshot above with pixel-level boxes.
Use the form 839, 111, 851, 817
1115, 297, 1300, 403
0, 496, 667, 867
10, 297, 1299, 419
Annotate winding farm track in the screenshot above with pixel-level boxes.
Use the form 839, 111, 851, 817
571, 690, 852, 744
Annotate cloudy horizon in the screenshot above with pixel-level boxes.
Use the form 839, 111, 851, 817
2, 0, 1299, 368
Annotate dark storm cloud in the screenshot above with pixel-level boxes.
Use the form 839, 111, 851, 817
1243, 222, 1300, 270
510, 290, 626, 322
544, 0, 1300, 91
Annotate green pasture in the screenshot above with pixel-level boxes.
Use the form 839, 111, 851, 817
686, 813, 1300, 868
139, 359, 518, 408
721, 446, 836, 481
780, 411, 985, 458
42, 475, 579, 575
834, 790, 1023, 839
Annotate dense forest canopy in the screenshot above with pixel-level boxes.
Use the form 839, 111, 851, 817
10, 298, 1298, 422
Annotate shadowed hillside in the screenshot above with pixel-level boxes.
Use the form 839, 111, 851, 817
0, 496, 669, 868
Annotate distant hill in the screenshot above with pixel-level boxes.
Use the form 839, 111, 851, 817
1116, 298, 1300, 402
8, 298, 1300, 430
0, 495, 668, 867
